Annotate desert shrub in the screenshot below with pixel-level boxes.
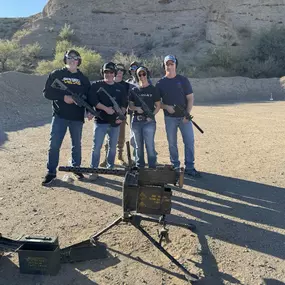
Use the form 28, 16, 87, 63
112, 52, 163, 78
143, 55, 164, 77
0, 39, 19, 72
36, 44, 103, 80
251, 26, 285, 63
203, 46, 239, 69
112, 51, 141, 68
12, 29, 31, 41
55, 40, 73, 54
21, 42, 41, 59
16, 42, 42, 72
36, 60, 60, 75
75, 46, 103, 80
58, 23, 75, 42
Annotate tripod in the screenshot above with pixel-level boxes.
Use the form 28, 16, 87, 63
89, 212, 199, 282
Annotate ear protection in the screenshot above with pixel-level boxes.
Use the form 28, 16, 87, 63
100, 62, 117, 77
162, 56, 178, 70
63, 49, 82, 66
135, 66, 151, 82
116, 63, 126, 75
128, 61, 141, 76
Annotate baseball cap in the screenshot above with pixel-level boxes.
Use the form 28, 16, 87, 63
164, 55, 177, 64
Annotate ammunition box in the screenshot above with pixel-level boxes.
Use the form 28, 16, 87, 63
18, 236, 60, 275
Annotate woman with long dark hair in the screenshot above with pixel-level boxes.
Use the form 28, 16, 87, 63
129, 66, 161, 168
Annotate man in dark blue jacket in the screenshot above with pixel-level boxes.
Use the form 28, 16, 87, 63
42, 49, 90, 185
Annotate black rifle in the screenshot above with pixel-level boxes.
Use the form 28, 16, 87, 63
51, 78, 102, 119
129, 89, 155, 120
174, 105, 204, 134
97, 87, 126, 121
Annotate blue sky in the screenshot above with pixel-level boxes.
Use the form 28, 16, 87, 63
0, 0, 48, 18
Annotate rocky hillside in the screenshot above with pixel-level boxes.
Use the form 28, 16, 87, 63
1, 0, 285, 60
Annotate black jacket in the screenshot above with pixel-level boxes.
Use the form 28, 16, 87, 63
43, 67, 91, 122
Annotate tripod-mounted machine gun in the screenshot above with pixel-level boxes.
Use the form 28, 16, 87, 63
0, 142, 199, 281
57, 142, 199, 282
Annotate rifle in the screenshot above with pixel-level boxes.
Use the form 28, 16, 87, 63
173, 105, 204, 134
129, 89, 155, 120
51, 78, 102, 119
97, 87, 126, 121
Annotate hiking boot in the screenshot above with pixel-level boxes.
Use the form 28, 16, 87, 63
42, 174, 56, 186
100, 160, 107, 167
88, 173, 99, 181
73, 172, 84, 180
185, 169, 201, 178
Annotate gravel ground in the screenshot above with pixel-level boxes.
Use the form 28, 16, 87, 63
0, 96, 285, 285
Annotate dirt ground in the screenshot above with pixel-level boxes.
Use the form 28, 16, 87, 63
0, 101, 285, 285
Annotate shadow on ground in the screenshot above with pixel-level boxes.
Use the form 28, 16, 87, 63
0, 249, 120, 285
41, 171, 285, 284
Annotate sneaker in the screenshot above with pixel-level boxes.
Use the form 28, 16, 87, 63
185, 169, 201, 177
88, 173, 99, 181
73, 172, 84, 180
42, 174, 56, 186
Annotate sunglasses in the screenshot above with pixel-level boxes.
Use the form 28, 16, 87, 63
130, 66, 138, 71
117, 68, 125, 72
104, 70, 114, 74
138, 73, 146, 77
66, 56, 80, 60
166, 62, 175, 66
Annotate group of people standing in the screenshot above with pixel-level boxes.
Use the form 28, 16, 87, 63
42, 49, 200, 186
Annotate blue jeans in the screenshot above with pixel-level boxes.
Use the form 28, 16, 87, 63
164, 116, 195, 171
47, 115, 83, 175
91, 123, 120, 168
131, 120, 157, 168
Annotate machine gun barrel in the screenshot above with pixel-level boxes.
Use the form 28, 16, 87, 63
59, 165, 184, 188
58, 166, 127, 176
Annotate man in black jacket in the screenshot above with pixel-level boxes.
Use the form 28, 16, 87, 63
87, 62, 127, 180
42, 49, 91, 185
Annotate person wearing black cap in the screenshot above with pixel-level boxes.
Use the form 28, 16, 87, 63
100, 63, 130, 166
129, 66, 161, 169
42, 49, 91, 185
87, 62, 128, 180
156, 55, 200, 177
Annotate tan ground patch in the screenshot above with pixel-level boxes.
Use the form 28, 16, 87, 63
0, 101, 285, 285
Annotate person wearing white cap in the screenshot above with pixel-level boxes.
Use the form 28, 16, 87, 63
155, 55, 200, 177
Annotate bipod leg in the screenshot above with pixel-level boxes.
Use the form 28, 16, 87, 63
90, 216, 123, 243
132, 222, 198, 282
140, 215, 196, 231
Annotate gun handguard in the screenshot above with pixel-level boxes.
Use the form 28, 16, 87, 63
129, 89, 155, 120
98, 87, 127, 122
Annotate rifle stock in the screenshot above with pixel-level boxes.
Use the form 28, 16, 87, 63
174, 105, 204, 134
